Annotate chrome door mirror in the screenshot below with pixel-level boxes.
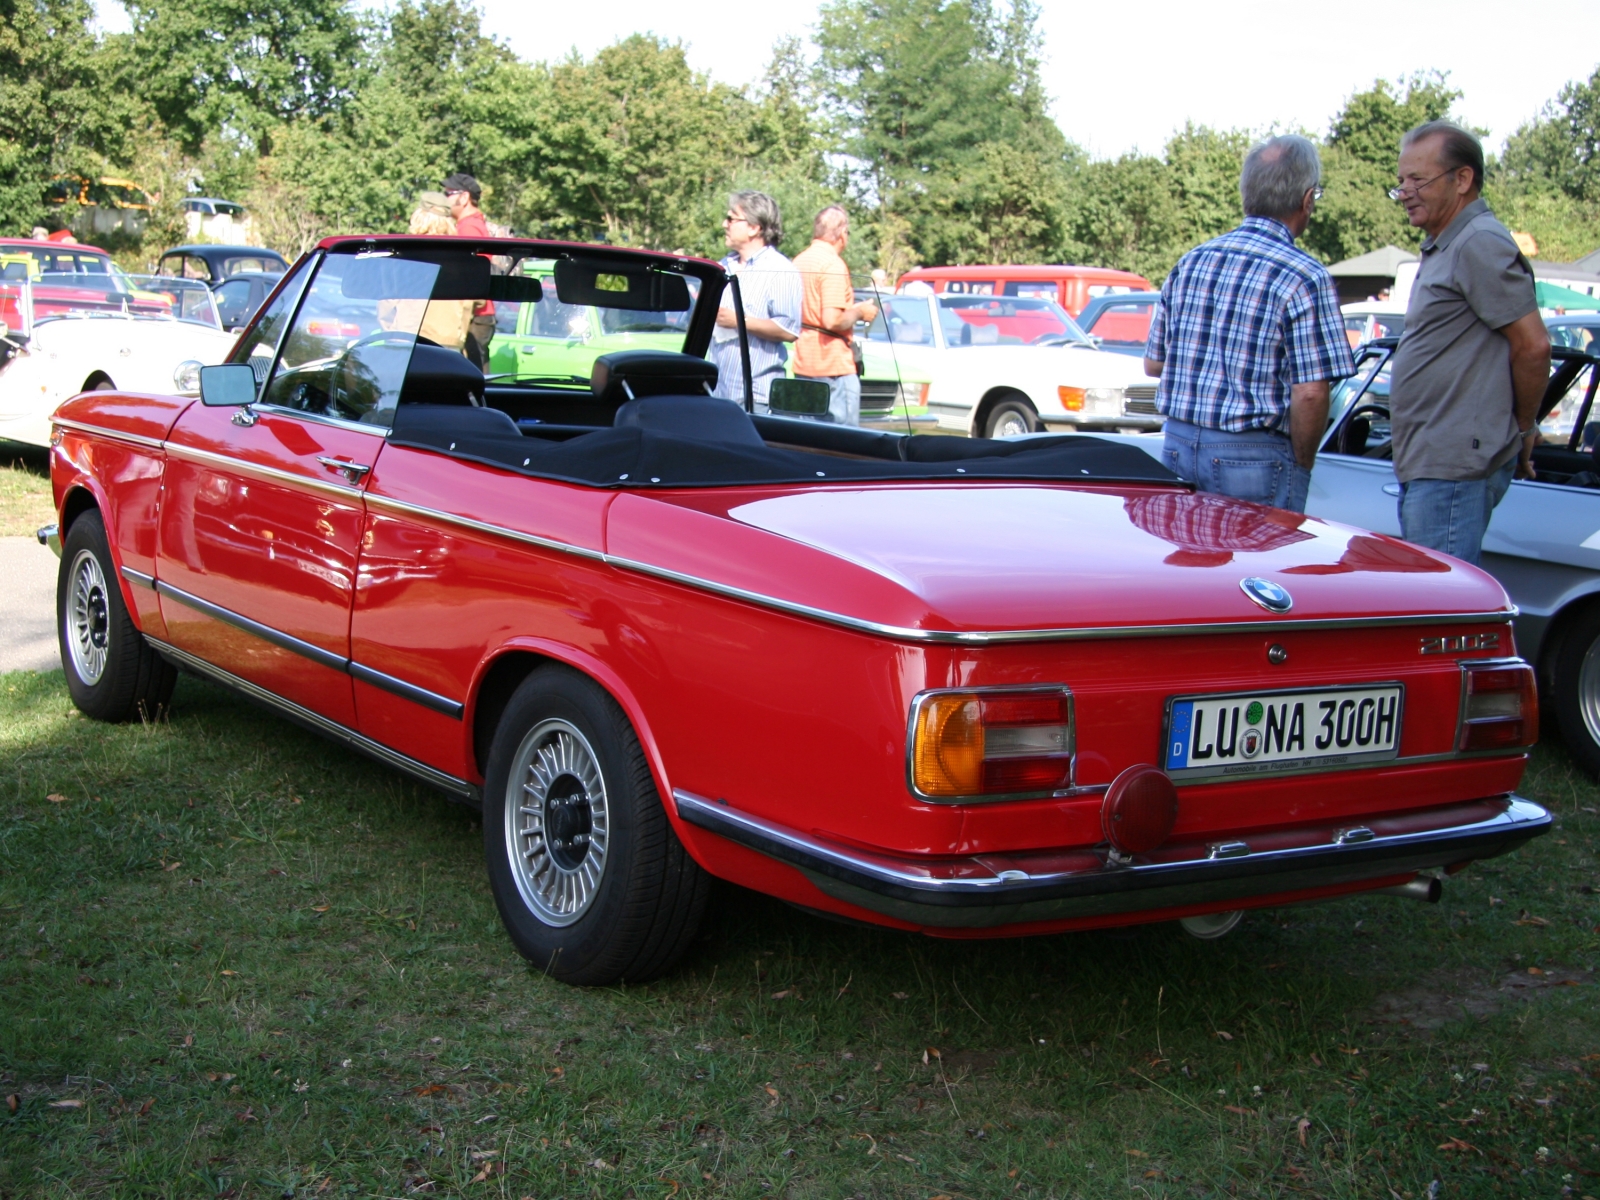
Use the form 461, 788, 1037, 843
199, 363, 258, 407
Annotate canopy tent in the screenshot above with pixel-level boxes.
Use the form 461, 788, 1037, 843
1326, 245, 1418, 304
1536, 280, 1600, 311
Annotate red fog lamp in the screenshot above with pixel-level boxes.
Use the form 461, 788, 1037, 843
1457, 660, 1538, 752
1100, 763, 1179, 856
909, 686, 1073, 800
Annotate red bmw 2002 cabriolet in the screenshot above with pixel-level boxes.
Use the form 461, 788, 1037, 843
44, 237, 1548, 984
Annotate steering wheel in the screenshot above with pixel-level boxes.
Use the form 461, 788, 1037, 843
1337, 403, 1391, 457
331, 330, 417, 418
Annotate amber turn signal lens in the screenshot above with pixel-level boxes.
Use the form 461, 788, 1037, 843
910, 689, 1072, 798
1058, 386, 1086, 411
1457, 661, 1538, 752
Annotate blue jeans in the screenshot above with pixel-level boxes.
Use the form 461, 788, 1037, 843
798, 373, 861, 426
1397, 459, 1515, 566
1161, 418, 1311, 512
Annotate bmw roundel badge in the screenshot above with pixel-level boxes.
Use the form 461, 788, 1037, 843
1240, 576, 1293, 614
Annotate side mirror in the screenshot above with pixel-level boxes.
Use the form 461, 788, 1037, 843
199, 363, 258, 407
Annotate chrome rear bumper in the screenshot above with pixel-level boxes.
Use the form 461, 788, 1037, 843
38, 523, 59, 557
672, 790, 1549, 928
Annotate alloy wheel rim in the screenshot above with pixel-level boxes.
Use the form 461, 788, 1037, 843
505, 719, 610, 927
994, 411, 1029, 437
66, 549, 110, 685
1580, 634, 1600, 752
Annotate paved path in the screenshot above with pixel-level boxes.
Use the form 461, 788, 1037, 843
0, 535, 60, 673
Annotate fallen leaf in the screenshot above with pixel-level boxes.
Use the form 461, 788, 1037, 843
205, 1073, 235, 1083
1310, 1053, 1323, 1067
892, 991, 908, 1000
896, 1154, 916, 1163
469, 1161, 505, 1183
1214, 1031, 1233, 1041
236, 1107, 256, 1122
46, 793, 67, 803
311, 905, 329, 913
1224, 1105, 1254, 1116
1297, 1117, 1311, 1146
1338, 1046, 1361, 1055
923, 1047, 942, 1064
268, 1030, 288, 1037
764, 1084, 780, 1107
548, 1065, 563, 1079
49, 1099, 84, 1109
5, 1095, 16, 1113
163, 860, 181, 872
1527, 966, 1546, 975
1515, 915, 1550, 927
1437, 1136, 1478, 1153
1145, 1170, 1164, 1179
1126, 1148, 1147, 1157
411, 1084, 453, 1097
183, 1034, 194, 1047
220, 970, 237, 977
769, 989, 792, 1000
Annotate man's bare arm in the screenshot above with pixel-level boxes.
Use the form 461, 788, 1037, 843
1500, 311, 1551, 477
715, 306, 798, 343
1289, 380, 1331, 470
1143, 357, 1164, 378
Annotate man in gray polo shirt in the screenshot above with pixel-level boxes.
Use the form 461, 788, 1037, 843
1388, 120, 1549, 566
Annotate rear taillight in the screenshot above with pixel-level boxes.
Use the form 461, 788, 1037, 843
1458, 660, 1538, 752
909, 687, 1073, 800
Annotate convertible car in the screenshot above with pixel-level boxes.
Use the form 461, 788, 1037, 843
44, 236, 1548, 985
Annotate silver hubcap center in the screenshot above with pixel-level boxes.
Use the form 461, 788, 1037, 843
505, 719, 609, 927
1580, 634, 1600, 752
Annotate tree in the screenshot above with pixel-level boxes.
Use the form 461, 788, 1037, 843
123, 0, 362, 157
815, 0, 1069, 267
0, 0, 129, 234
1502, 65, 1600, 204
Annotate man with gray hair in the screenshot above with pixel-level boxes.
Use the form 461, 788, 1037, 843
1386, 120, 1548, 565
1144, 134, 1354, 512
710, 190, 802, 411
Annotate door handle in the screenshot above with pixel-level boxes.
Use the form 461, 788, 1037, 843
316, 456, 371, 484
518, 345, 538, 353
1382, 482, 1401, 496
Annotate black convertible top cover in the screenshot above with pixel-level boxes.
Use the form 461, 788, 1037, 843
387, 401, 1181, 489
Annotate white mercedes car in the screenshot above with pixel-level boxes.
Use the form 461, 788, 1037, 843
861, 292, 1159, 438
0, 270, 237, 448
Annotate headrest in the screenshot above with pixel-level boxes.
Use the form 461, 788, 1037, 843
591, 350, 718, 404
613, 394, 765, 447
398, 342, 486, 407
391, 403, 520, 440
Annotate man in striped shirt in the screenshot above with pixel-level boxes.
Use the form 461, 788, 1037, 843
1144, 135, 1354, 513
710, 191, 802, 412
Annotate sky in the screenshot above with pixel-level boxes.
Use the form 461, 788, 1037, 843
94, 0, 1600, 160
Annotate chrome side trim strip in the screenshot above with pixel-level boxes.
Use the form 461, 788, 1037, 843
348, 661, 464, 719
148, 636, 476, 800
164, 442, 364, 501
363, 492, 607, 562
154, 579, 463, 719
52, 417, 165, 451
156, 579, 348, 672
672, 788, 1550, 927
120, 566, 156, 590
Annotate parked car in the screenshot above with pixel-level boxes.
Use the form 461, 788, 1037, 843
44, 175, 151, 237
863, 291, 1161, 435
156, 244, 289, 284
211, 270, 285, 332
182, 198, 253, 244
42, 234, 1549, 984
1303, 338, 1600, 775
1076, 292, 1160, 357
897, 264, 1154, 316
0, 253, 235, 447
1340, 301, 1405, 350
1546, 312, 1600, 356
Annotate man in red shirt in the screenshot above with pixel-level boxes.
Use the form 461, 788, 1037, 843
443, 173, 494, 364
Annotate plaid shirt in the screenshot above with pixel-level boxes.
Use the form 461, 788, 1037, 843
1146, 217, 1354, 433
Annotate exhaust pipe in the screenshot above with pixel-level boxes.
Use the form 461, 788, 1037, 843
1377, 874, 1442, 903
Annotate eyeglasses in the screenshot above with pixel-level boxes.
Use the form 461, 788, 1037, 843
1387, 169, 1459, 202
1310, 186, 1324, 202
723, 212, 751, 225
444, 190, 465, 198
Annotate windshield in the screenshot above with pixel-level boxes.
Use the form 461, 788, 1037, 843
483, 257, 703, 387
936, 295, 1091, 346
29, 272, 220, 327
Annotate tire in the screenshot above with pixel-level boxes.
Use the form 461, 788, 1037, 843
984, 397, 1036, 438
1552, 605, 1600, 777
482, 666, 710, 984
57, 511, 176, 722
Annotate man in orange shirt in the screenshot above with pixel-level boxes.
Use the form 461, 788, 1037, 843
793, 206, 878, 425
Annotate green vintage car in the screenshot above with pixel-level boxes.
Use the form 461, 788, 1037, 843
487, 261, 693, 384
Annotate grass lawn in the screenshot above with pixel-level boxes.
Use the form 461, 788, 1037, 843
1, 669, 1597, 1199
0, 447, 54, 538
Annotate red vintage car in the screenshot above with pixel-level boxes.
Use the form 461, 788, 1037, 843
45, 236, 1548, 985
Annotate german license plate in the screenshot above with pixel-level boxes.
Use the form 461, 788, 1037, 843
1163, 684, 1404, 782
